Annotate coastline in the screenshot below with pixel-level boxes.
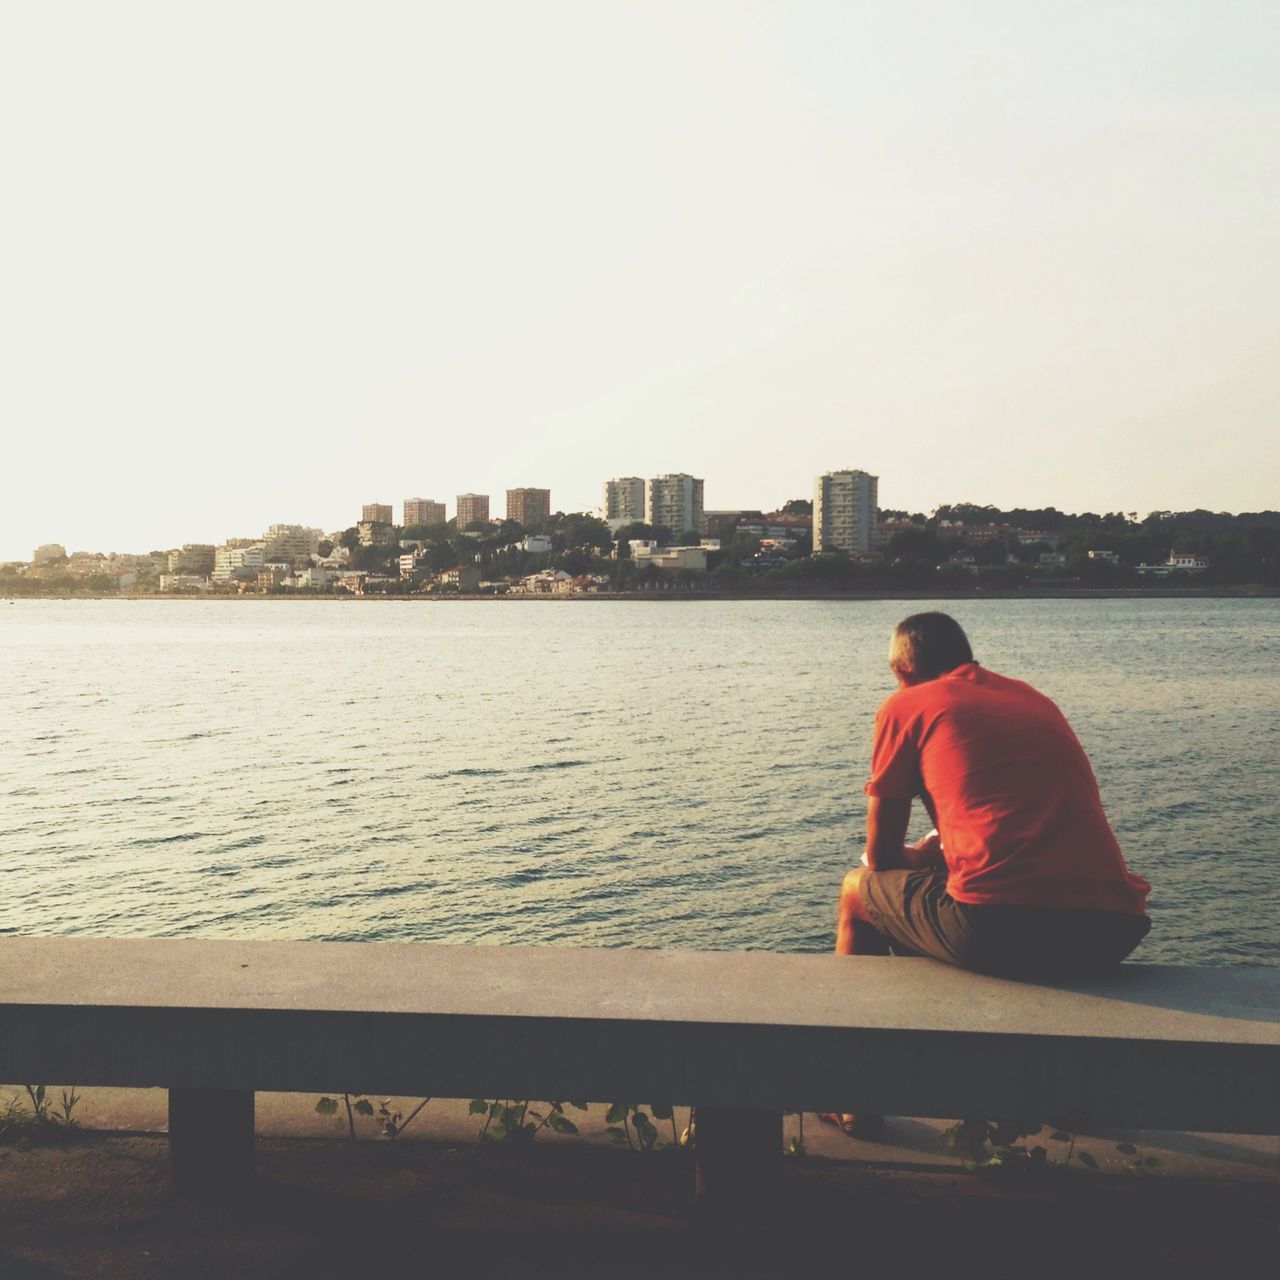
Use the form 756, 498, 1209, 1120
9, 586, 1279, 603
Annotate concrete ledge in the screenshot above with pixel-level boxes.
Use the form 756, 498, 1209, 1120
2, 939, 1277, 1135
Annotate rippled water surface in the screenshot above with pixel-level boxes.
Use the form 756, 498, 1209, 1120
1, 598, 1276, 965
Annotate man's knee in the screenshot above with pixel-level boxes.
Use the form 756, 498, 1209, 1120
839, 866, 870, 915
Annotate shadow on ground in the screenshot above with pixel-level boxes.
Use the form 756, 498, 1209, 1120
0, 1133, 1273, 1278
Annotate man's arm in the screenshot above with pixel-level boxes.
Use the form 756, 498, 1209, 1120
864, 796, 946, 871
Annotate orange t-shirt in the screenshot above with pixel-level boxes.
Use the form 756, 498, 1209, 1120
863, 663, 1150, 915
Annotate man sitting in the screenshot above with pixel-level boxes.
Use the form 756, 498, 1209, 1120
826, 612, 1151, 1136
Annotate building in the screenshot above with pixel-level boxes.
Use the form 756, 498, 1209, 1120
456, 493, 490, 528
357, 521, 396, 547
32, 544, 67, 564
212, 543, 265, 581
362, 503, 393, 525
1088, 550, 1120, 563
1136, 552, 1210, 576
604, 477, 646, 523
630, 541, 708, 572
506, 488, 551, 529
521, 534, 552, 554
813, 469, 878, 555
704, 510, 763, 540
167, 544, 216, 574
439, 565, 482, 591
647, 474, 704, 537
403, 498, 446, 527
290, 567, 333, 590
261, 525, 322, 567
158, 573, 212, 592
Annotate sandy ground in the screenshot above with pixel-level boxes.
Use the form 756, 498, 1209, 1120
0, 1095, 1275, 1278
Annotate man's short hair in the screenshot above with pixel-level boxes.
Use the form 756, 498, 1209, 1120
890, 612, 974, 681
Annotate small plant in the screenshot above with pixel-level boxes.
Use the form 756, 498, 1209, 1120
0, 1086, 80, 1143
940, 1118, 1044, 1172
470, 1099, 585, 1142
786, 1111, 807, 1157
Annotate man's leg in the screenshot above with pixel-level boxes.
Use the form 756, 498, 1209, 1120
825, 866, 889, 1138
835, 865, 892, 956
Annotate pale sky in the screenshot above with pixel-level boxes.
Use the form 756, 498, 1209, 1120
2, 1, 1276, 559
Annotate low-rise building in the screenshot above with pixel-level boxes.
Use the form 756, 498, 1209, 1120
631, 541, 707, 572
1088, 550, 1120, 563
168, 544, 216, 574
438, 565, 482, 591
288, 567, 333, 590
158, 574, 212, 592
212, 543, 265, 581
32, 544, 67, 564
517, 569, 573, 593
1136, 552, 1210, 576
521, 535, 552, 554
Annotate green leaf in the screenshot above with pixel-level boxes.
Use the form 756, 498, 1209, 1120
548, 1113, 578, 1135
469, 1099, 488, 1115
568, 1101, 588, 1111
1115, 1143, 1138, 1156
633, 1112, 658, 1147
650, 1103, 673, 1120
353, 1099, 374, 1116
1076, 1151, 1099, 1170
605, 1102, 628, 1125
1050, 1131, 1072, 1142
315, 1097, 339, 1116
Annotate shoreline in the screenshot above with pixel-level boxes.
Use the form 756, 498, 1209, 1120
7, 586, 1279, 603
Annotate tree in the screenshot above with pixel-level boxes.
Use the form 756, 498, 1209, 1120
551, 512, 614, 553
338, 527, 360, 553
781, 498, 812, 516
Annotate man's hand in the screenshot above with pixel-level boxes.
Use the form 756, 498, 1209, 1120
864, 798, 946, 872
863, 795, 912, 870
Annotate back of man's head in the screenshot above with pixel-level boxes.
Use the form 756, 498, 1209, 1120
889, 612, 974, 684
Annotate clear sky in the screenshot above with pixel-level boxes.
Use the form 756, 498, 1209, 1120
2, 1, 1276, 559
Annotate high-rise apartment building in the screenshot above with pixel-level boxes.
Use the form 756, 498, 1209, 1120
647, 474, 705, 537
261, 524, 323, 567
506, 488, 551, 529
362, 503, 393, 525
813, 469, 879, 555
603, 477, 646, 524
456, 493, 490, 528
403, 498, 446, 526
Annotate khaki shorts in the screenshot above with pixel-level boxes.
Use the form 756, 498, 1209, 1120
860, 870, 1151, 978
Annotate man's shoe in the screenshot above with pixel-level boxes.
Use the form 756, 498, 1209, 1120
816, 1112, 887, 1141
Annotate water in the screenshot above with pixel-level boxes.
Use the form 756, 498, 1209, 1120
1, 598, 1276, 965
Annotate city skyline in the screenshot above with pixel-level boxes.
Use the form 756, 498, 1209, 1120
3, 2, 1277, 562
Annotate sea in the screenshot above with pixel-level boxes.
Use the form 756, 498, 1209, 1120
1, 597, 1276, 966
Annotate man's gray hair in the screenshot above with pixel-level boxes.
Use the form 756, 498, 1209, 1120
890, 612, 974, 681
